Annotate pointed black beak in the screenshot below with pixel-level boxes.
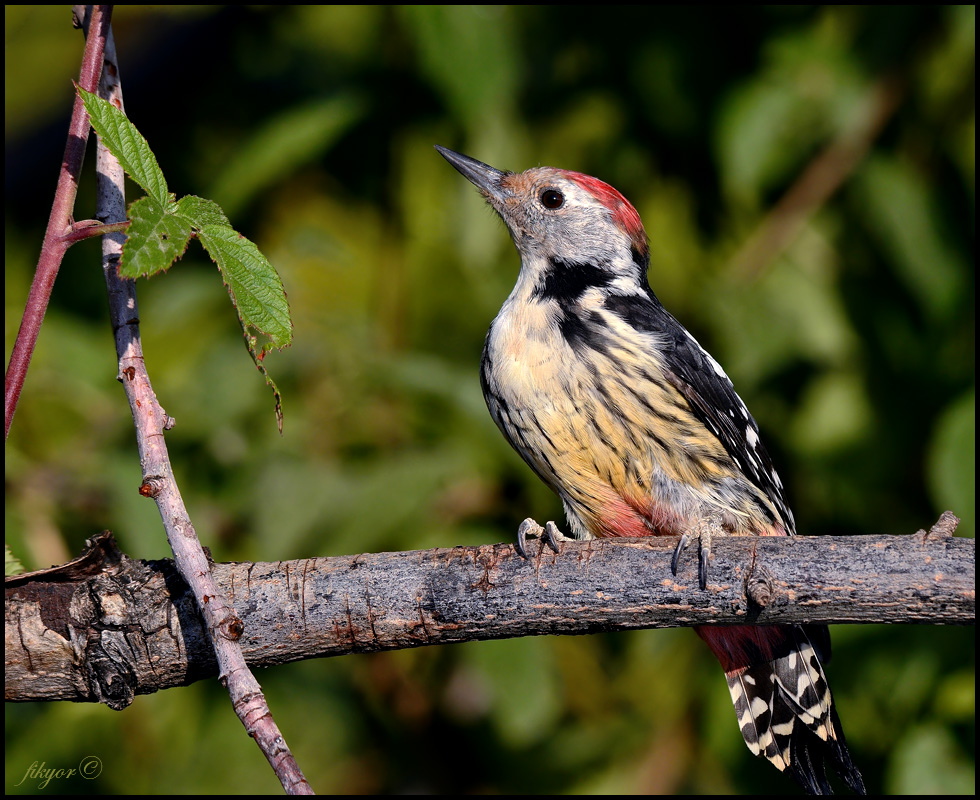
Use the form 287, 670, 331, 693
435, 146, 507, 198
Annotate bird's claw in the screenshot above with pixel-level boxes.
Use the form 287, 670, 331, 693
671, 532, 689, 575
671, 523, 713, 590
515, 518, 565, 558
698, 542, 710, 591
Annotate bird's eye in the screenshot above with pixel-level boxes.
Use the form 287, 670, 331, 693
540, 189, 564, 209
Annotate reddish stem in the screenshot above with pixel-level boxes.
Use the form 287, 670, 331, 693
4, 5, 113, 440
61, 219, 130, 244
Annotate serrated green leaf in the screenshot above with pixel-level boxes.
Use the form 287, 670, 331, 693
119, 196, 193, 278
78, 87, 169, 206
197, 224, 292, 348
243, 325, 286, 434
176, 195, 231, 229
5, 544, 25, 577
196, 223, 292, 432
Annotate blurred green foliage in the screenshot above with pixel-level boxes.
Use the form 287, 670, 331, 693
5, 5, 974, 795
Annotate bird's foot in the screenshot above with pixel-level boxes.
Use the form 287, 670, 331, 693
515, 518, 570, 558
671, 519, 714, 590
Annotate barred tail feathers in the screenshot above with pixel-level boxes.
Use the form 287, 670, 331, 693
697, 624, 865, 795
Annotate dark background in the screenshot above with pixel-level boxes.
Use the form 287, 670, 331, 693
5, 6, 974, 794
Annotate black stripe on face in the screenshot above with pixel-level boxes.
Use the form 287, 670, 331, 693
536, 258, 612, 303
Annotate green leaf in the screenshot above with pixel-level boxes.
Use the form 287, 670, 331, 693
401, 6, 520, 129
5, 544, 25, 577
197, 225, 292, 349
854, 155, 967, 320
78, 86, 169, 206
197, 224, 293, 432
926, 390, 975, 538
714, 26, 864, 204
209, 94, 365, 218
78, 85, 292, 429
119, 196, 193, 278
176, 195, 231, 229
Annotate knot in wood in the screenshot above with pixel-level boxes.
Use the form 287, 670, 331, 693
220, 614, 244, 641
925, 510, 960, 540
138, 476, 166, 498
745, 564, 776, 609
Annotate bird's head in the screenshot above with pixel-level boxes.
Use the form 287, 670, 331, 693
437, 147, 650, 293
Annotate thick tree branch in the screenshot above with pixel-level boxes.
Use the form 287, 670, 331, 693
5, 513, 972, 704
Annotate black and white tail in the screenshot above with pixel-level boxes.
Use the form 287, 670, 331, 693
700, 624, 865, 794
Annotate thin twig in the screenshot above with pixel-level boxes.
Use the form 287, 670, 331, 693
79, 6, 312, 794
4, 5, 112, 440
61, 219, 130, 244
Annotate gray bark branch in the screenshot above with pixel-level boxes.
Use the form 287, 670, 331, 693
5, 512, 972, 704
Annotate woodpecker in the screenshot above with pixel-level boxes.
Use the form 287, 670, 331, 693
437, 146, 865, 795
